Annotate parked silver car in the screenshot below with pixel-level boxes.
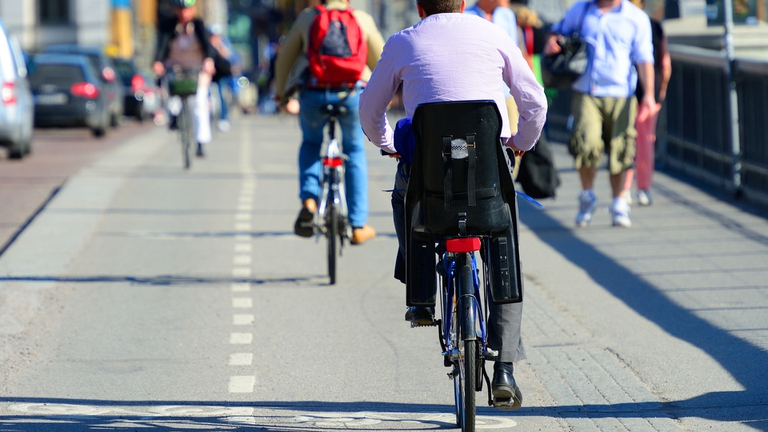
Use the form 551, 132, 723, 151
0, 20, 33, 159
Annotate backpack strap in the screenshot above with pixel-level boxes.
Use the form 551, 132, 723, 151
442, 135, 453, 211
466, 133, 477, 207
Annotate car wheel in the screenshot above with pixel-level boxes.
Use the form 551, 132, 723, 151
110, 112, 120, 127
92, 126, 106, 137
93, 111, 108, 137
23, 138, 32, 155
8, 140, 24, 159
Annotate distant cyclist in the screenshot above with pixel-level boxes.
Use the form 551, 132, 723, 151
153, 0, 216, 157
273, 0, 385, 245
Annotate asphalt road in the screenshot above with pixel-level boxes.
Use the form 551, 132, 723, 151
0, 113, 766, 431
0, 121, 154, 253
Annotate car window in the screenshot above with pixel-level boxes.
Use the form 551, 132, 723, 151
29, 64, 86, 87
9, 36, 28, 78
85, 55, 105, 81
112, 61, 135, 85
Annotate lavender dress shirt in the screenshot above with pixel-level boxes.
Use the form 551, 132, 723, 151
359, 13, 547, 154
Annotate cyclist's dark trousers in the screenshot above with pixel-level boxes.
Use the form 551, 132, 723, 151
391, 160, 526, 363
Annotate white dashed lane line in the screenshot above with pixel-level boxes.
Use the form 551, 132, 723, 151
228, 376, 256, 393
229, 133, 256, 394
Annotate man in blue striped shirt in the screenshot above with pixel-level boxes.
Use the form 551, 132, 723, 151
545, 0, 655, 228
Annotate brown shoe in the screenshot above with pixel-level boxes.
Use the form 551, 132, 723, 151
293, 199, 317, 238
350, 225, 376, 245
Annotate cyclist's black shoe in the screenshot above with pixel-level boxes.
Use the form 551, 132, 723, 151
492, 362, 522, 410
169, 115, 178, 130
405, 306, 435, 326
196, 142, 204, 157
294, 199, 316, 238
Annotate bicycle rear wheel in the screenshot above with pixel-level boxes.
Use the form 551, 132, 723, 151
327, 201, 338, 284
179, 99, 193, 169
454, 261, 476, 431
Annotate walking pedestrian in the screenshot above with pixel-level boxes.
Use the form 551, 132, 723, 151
622, 0, 672, 206
545, 0, 656, 227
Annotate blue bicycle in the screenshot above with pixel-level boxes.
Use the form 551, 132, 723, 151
402, 100, 524, 432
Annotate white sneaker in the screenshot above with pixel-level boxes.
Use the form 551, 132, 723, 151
575, 190, 598, 227
637, 189, 652, 206
623, 189, 633, 206
217, 120, 231, 132
611, 198, 632, 227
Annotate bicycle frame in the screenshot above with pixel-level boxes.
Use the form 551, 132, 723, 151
316, 113, 350, 238
439, 239, 491, 364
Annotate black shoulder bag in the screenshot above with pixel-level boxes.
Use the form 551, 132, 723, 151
542, 3, 590, 89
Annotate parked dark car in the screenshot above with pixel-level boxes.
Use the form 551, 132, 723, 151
43, 44, 124, 127
112, 58, 156, 121
29, 53, 110, 137
0, 20, 33, 159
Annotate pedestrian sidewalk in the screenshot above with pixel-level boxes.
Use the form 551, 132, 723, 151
512, 141, 768, 431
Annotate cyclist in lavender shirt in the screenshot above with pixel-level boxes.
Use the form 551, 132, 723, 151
359, 0, 547, 410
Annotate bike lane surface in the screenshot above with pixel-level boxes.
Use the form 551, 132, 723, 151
0, 114, 765, 431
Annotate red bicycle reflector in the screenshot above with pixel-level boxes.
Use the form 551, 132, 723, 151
322, 157, 343, 168
71, 82, 99, 99
445, 237, 481, 253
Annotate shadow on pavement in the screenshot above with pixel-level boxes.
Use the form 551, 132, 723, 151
519, 193, 768, 429
0, 398, 512, 431
0, 275, 316, 286
2, 393, 767, 430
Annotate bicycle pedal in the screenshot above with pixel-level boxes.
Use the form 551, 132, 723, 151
485, 348, 499, 361
410, 319, 437, 328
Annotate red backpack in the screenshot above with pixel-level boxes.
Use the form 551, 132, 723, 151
307, 5, 368, 86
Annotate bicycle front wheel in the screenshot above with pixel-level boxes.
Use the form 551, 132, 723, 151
460, 339, 477, 432
327, 202, 338, 284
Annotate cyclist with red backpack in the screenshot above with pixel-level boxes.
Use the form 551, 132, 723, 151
273, 0, 385, 245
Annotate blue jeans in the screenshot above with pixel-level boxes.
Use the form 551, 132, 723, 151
298, 88, 368, 228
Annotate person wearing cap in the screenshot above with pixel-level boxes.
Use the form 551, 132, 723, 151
154, 0, 217, 157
